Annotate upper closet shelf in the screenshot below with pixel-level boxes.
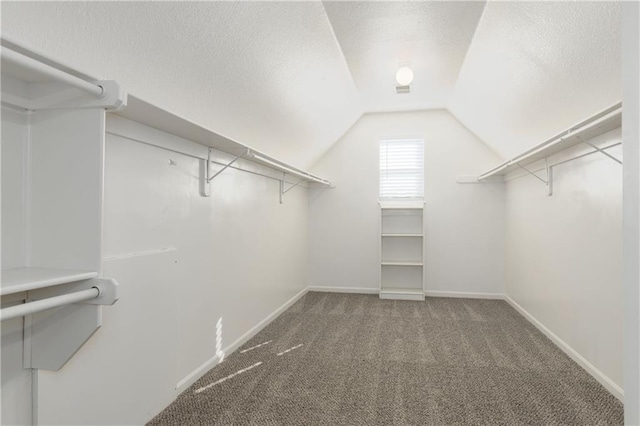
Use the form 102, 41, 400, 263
115, 96, 331, 187
0, 44, 126, 111
477, 102, 622, 181
1, 267, 98, 296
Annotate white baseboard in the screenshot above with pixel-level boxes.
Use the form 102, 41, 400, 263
307, 286, 378, 294
175, 286, 309, 393
504, 295, 624, 402
424, 290, 505, 300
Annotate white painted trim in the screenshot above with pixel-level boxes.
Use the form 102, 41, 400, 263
379, 291, 425, 301
424, 290, 505, 300
175, 287, 308, 393
504, 296, 624, 402
307, 286, 378, 294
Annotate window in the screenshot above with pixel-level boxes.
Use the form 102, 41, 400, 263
379, 139, 424, 199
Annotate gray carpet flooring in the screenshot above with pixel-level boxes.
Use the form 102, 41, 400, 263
148, 292, 623, 425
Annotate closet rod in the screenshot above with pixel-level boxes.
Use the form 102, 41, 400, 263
2, 47, 105, 98
106, 130, 313, 188
0, 287, 100, 321
249, 153, 331, 185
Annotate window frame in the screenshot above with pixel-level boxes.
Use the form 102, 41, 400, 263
379, 138, 425, 201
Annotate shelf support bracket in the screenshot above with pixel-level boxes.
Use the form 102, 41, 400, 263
516, 160, 553, 196
283, 179, 305, 195
278, 175, 305, 204
516, 162, 548, 185
279, 173, 285, 204
200, 149, 248, 197
585, 141, 623, 165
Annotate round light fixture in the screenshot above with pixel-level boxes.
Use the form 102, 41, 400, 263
396, 66, 414, 86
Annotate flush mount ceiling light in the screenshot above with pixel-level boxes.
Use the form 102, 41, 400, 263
395, 66, 414, 86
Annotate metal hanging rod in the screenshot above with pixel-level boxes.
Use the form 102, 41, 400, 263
248, 152, 331, 186
2, 47, 105, 98
0, 287, 100, 322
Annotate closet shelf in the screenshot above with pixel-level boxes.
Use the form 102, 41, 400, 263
477, 102, 622, 181
379, 288, 424, 301
1, 267, 98, 296
382, 233, 423, 237
116, 96, 331, 187
381, 261, 423, 266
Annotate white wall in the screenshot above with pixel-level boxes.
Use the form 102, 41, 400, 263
450, 1, 620, 160
0, 1, 363, 169
1, 107, 28, 270
30, 116, 310, 425
1, 107, 32, 426
622, 1, 640, 422
309, 110, 505, 295
504, 128, 623, 395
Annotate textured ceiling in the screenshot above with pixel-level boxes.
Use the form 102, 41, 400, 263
449, 1, 622, 160
0, 1, 363, 168
1, 1, 622, 166
323, 1, 485, 113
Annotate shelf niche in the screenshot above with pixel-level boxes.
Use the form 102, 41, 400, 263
1, 44, 124, 371
379, 202, 425, 301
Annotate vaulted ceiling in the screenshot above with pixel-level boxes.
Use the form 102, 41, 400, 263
323, 1, 485, 112
1, 1, 621, 168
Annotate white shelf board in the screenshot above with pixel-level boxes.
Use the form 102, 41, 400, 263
1, 267, 98, 296
381, 261, 423, 266
379, 288, 424, 301
478, 102, 622, 180
116, 95, 330, 185
382, 233, 423, 237
379, 200, 424, 209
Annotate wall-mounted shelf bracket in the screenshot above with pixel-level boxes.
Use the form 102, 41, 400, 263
199, 148, 249, 197
584, 141, 622, 165
279, 176, 305, 204
516, 158, 553, 196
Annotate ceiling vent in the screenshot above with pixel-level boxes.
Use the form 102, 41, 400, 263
395, 85, 410, 94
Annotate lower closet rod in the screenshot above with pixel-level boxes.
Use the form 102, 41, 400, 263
0, 287, 100, 321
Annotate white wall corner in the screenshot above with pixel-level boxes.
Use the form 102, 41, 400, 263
505, 296, 624, 402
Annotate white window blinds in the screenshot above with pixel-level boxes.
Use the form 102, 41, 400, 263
379, 139, 424, 199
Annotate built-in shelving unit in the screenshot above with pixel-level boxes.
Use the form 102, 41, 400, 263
1, 43, 122, 371
477, 102, 622, 181
379, 201, 425, 301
